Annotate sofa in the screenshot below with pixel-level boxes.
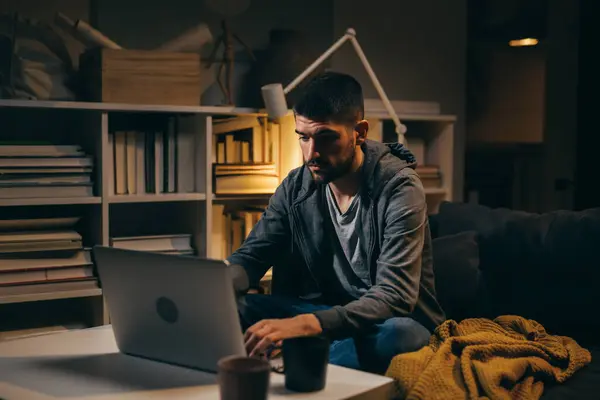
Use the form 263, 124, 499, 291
429, 201, 600, 399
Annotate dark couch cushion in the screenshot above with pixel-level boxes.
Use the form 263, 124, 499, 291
433, 201, 600, 344
432, 231, 482, 322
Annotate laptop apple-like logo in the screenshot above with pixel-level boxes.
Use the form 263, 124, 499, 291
156, 296, 179, 323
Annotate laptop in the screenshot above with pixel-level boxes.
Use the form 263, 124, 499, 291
92, 245, 247, 373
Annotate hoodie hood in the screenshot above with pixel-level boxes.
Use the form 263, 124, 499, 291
360, 139, 417, 198
386, 142, 417, 166
362, 140, 417, 171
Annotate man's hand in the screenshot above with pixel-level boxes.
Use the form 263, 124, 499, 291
244, 314, 323, 357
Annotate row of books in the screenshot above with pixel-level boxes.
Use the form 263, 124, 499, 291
212, 116, 281, 196
211, 204, 272, 292
213, 116, 277, 165
0, 144, 94, 199
210, 204, 263, 261
108, 120, 196, 196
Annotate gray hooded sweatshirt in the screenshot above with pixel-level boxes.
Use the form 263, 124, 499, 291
228, 139, 446, 340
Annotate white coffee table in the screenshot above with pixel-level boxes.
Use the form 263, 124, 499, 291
0, 325, 394, 399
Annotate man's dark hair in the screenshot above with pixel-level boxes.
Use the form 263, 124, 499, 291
293, 71, 364, 124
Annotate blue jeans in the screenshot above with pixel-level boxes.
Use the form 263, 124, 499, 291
237, 294, 431, 374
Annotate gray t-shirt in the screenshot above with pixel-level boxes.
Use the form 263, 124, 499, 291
325, 185, 372, 299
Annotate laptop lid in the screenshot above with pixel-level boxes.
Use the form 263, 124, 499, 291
92, 245, 246, 373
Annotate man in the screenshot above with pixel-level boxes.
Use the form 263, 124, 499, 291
227, 71, 445, 374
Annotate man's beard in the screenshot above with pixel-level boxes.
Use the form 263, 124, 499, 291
306, 148, 356, 184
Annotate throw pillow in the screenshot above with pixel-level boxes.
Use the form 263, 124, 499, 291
432, 231, 482, 322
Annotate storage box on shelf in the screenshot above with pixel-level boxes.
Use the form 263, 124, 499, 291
79, 48, 202, 106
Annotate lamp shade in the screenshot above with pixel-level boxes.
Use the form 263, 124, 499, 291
261, 83, 289, 120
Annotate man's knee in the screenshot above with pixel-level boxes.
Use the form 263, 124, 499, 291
378, 317, 431, 354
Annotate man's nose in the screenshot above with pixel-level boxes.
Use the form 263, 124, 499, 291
306, 138, 320, 159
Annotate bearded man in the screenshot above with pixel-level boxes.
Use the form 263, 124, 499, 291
228, 71, 445, 374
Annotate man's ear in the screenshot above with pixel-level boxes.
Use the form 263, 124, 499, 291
355, 120, 369, 145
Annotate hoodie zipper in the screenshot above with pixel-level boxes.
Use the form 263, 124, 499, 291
367, 202, 377, 285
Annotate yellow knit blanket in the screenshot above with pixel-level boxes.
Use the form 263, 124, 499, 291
385, 316, 592, 400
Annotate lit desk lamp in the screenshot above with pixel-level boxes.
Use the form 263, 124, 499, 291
260, 28, 407, 143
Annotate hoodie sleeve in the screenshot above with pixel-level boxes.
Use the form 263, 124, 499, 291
226, 177, 292, 293
312, 170, 427, 339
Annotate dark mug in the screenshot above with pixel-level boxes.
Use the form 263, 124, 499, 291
273, 335, 329, 392
217, 355, 270, 400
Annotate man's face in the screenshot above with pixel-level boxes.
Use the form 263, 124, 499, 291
295, 114, 367, 184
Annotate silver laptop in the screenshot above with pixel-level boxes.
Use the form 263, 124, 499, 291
92, 245, 246, 373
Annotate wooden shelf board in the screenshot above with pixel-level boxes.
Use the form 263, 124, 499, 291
109, 193, 207, 203
0, 287, 102, 305
0, 99, 265, 116
366, 112, 457, 122
213, 193, 274, 202
0, 197, 101, 206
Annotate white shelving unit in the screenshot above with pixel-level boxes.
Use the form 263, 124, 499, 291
0, 99, 285, 333
0, 99, 457, 332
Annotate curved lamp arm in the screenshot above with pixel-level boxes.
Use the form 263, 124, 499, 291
261, 28, 406, 143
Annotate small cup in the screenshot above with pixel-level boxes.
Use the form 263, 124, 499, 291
276, 336, 330, 392
217, 355, 270, 400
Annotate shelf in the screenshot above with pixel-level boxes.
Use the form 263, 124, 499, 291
109, 193, 207, 203
213, 193, 274, 202
0, 197, 101, 207
0, 287, 102, 305
366, 112, 457, 122
0, 99, 264, 116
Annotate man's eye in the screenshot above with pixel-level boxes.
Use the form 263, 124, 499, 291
299, 136, 310, 142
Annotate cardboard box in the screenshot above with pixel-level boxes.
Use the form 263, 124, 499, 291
79, 48, 202, 106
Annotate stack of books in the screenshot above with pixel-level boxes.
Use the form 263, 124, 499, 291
0, 217, 95, 287
0, 144, 94, 198
213, 163, 279, 195
109, 234, 195, 256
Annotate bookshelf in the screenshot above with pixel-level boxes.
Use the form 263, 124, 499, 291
0, 98, 456, 334
0, 99, 282, 335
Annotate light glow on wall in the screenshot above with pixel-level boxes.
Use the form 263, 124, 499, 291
509, 38, 539, 47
